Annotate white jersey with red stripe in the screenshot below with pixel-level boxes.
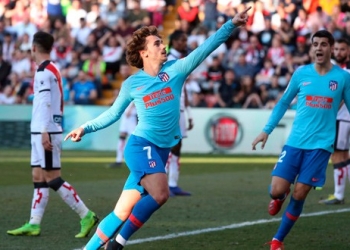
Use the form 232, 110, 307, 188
31, 60, 63, 133
336, 62, 350, 121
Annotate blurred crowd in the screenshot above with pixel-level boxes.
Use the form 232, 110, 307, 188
0, 0, 349, 109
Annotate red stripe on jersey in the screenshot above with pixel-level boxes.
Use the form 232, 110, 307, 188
46, 62, 64, 112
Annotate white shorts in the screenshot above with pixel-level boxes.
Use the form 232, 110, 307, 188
334, 120, 350, 151
180, 111, 187, 138
119, 114, 137, 135
31, 133, 62, 169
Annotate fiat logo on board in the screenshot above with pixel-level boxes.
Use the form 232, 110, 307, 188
205, 114, 243, 151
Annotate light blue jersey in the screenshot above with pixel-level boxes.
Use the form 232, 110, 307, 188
263, 64, 350, 153
82, 21, 236, 148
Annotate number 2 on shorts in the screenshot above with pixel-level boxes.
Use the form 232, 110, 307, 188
278, 150, 286, 163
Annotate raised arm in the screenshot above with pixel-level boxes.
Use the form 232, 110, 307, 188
173, 7, 251, 76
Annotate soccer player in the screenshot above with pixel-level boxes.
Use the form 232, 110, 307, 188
252, 30, 350, 250
166, 30, 194, 196
65, 8, 250, 250
7, 31, 98, 238
109, 102, 138, 168
319, 38, 350, 205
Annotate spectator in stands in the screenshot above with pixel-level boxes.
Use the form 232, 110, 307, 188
240, 75, 260, 108
327, 19, 344, 40
245, 34, 265, 75
292, 36, 310, 66
224, 39, 245, 69
46, 0, 64, 28
98, 31, 125, 80
271, 2, 288, 30
0, 84, 16, 104
248, 1, 269, 34
145, 0, 166, 28
6, 0, 28, 26
232, 52, 255, 80
66, 50, 82, 82
51, 36, 73, 70
100, 0, 123, 28
71, 71, 97, 105
126, 0, 149, 29
277, 18, 296, 52
307, 6, 329, 31
86, 3, 100, 28
177, 0, 199, 33
0, 51, 11, 91
267, 36, 285, 67
30, 0, 47, 29
11, 49, 31, 78
91, 16, 113, 41
214, 69, 240, 108
52, 18, 72, 44
18, 33, 32, 52
293, 8, 310, 36
2, 32, 15, 62
258, 16, 275, 49
342, 19, 350, 41
66, 0, 87, 29
80, 33, 99, 60
81, 48, 107, 96
13, 14, 37, 41
114, 18, 135, 41
202, 0, 218, 32
255, 58, 274, 87
71, 17, 92, 52
282, 0, 298, 23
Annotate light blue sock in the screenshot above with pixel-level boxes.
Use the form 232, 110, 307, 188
118, 195, 160, 244
85, 212, 123, 250
274, 196, 304, 242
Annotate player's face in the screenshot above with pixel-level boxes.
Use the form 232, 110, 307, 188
142, 35, 167, 64
174, 34, 188, 53
333, 42, 348, 64
312, 37, 333, 65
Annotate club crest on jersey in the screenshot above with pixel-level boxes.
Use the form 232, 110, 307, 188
329, 80, 338, 91
158, 72, 169, 82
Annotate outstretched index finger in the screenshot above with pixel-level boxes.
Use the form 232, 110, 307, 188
240, 6, 252, 15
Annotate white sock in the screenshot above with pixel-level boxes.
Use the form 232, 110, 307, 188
56, 181, 89, 219
29, 187, 49, 225
116, 139, 126, 163
334, 167, 347, 200
168, 155, 179, 187
116, 234, 127, 246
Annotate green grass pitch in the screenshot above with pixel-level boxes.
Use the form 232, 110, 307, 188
1, 150, 350, 250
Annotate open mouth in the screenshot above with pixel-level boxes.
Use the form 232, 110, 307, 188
315, 52, 323, 60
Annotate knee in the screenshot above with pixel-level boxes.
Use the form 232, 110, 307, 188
152, 191, 169, 206
114, 209, 131, 221
292, 189, 308, 200
269, 184, 288, 199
